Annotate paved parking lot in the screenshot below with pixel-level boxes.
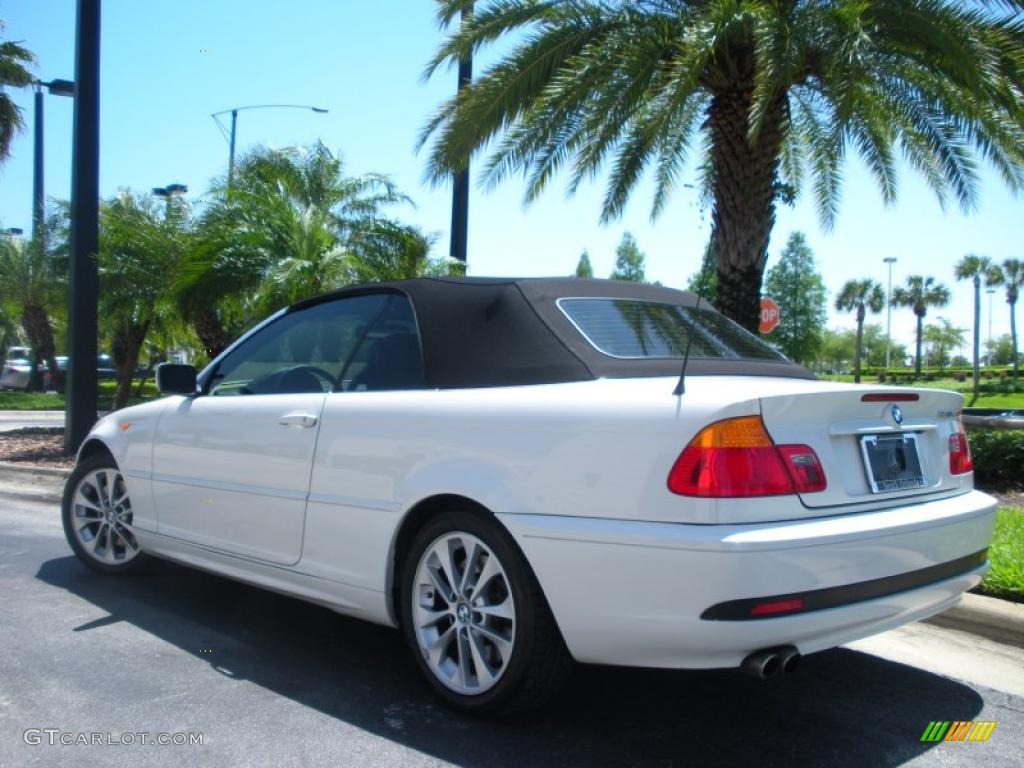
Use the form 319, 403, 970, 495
1, 495, 1022, 768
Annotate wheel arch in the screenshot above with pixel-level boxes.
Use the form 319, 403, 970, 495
77, 437, 115, 465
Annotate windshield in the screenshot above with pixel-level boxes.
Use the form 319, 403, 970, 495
557, 298, 787, 361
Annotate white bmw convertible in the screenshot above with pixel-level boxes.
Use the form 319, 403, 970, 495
62, 277, 996, 714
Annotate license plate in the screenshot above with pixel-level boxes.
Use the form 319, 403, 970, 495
860, 433, 927, 493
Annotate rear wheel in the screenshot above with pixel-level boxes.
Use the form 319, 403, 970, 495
62, 453, 145, 573
400, 509, 572, 715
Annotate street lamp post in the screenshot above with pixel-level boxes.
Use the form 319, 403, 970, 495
65, 0, 101, 455
32, 79, 75, 250
152, 183, 188, 217
884, 257, 897, 369
211, 104, 328, 188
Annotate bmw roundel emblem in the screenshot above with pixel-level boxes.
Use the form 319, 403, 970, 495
890, 404, 904, 425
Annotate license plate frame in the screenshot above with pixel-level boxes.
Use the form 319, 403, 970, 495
860, 432, 927, 493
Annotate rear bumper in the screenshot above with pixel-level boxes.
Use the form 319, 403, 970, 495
497, 490, 997, 669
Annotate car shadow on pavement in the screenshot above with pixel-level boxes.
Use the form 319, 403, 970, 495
37, 555, 983, 768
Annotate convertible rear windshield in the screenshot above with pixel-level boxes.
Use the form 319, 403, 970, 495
557, 298, 787, 361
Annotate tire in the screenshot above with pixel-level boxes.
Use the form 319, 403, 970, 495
62, 452, 146, 574
399, 509, 573, 715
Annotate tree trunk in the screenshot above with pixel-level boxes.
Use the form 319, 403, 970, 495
1011, 297, 1019, 378
972, 275, 981, 399
193, 306, 229, 360
915, 313, 924, 377
708, 87, 787, 333
111, 320, 151, 411
20, 303, 57, 392
854, 305, 865, 384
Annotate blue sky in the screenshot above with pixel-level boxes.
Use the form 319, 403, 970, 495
1, 0, 1021, 353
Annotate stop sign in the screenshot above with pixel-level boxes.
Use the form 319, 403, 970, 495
759, 297, 780, 334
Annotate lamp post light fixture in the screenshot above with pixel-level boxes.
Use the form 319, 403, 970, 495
3, 227, 24, 236
211, 104, 328, 188
884, 257, 897, 369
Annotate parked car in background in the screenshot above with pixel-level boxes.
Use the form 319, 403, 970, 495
41, 354, 120, 391
62, 277, 996, 715
0, 352, 35, 390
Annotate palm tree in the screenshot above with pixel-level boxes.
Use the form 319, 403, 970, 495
954, 254, 994, 398
891, 276, 951, 378
835, 279, 884, 383
0, 20, 36, 163
0, 229, 64, 390
419, 1, 1024, 332
987, 259, 1023, 377
182, 142, 413, 355
100, 191, 187, 409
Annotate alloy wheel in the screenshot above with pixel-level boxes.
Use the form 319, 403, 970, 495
68, 468, 140, 566
411, 531, 516, 695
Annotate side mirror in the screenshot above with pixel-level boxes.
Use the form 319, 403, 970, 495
156, 363, 198, 396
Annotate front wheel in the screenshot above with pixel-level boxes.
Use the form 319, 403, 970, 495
399, 510, 572, 715
62, 453, 146, 573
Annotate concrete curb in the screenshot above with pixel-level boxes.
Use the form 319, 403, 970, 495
924, 592, 1024, 648
0, 461, 1020, 647
0, 462, 69, 504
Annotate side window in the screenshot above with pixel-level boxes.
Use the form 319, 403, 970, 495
341, 295, 424, 392
207, 294, 389, 395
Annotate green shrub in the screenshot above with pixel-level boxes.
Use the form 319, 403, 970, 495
968, 429, 1024, 490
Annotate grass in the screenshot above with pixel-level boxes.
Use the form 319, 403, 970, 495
0, 380, 161, 411
978, 507, 1024, 603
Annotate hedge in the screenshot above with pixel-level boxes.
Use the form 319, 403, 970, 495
968, 429, 1024, 490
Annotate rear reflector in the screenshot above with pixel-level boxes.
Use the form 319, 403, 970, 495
861, 392, 919, 402
668, 416, 827, 497
749, 598, 804, 617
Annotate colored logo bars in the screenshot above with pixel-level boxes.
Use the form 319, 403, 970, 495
920, 721, 997, 742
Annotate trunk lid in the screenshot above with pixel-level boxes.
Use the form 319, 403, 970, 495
758, 381, 968, 510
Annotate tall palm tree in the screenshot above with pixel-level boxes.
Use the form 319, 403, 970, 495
954, 254, 994, 399
181, 142, 412, 355
0, 20, 36, 163
835, 279, 884, 383
891, 276, 951, 378
419, 1, 1024, 332
987, 258, 1024, 377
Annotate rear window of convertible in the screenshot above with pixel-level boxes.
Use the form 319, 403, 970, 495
557, 298, 787, 361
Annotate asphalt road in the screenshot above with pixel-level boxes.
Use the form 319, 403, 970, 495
2, 495, 1022, 768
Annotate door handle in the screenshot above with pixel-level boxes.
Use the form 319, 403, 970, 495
278, 412, 318, 428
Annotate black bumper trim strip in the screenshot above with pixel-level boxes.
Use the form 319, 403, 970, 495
700, 549, 988, 621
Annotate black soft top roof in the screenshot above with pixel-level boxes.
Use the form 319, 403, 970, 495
290, 277, 813, 389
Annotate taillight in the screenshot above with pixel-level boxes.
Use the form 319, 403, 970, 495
668, 415, 827, 497
949, 417, 973, 475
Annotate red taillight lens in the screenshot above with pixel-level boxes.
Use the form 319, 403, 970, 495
949, 426, 973, 475
861, 392, 919, 402
668, 416, 827, 497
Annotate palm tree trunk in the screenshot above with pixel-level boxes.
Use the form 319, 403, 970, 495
193, 307, 229, 359
972, 275, 981, 399
854, 306, 865, 384
20, 303, 56, 392
111, 320, 151, 411
915, 313, 924, 378
1011, 298, 1019, 378
708, 88, 786, 333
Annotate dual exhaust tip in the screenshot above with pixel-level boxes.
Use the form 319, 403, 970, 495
740, 645, 801, 679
